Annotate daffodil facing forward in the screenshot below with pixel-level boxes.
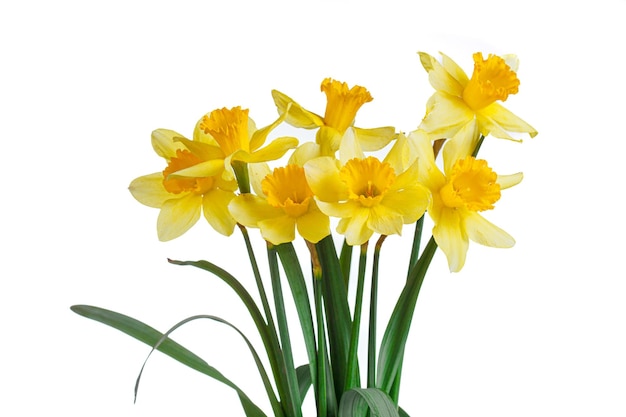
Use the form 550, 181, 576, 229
418, 52, 537, 142
272, 78, 395, 161
409, 129, 522, 272
304, 136, 430, 246
129, 129, 238, 241
172, 106, 298, 188
229, 164, 330, 245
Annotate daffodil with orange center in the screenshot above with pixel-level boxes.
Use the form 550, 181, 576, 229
272, 78, 395, 164
170, 106, 298, 185
418, 51, 537, 145
304, 135, 430, 246
128, 129, 238, 241
408, 129, 523, 272
229, 164, 330, 244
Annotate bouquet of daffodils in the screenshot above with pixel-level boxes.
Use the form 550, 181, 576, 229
72, 51, 536, 417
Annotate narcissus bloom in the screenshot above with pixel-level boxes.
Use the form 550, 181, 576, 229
272, 78, 395, 161
418, 52, 537, 142
229, 164, 330, 244
408, 130, 522, 272
172, 106, 298, 183
304, 135, 430, 246
129, 129, 238, 241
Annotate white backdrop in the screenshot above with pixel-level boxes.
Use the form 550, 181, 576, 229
2, 1, 625, 416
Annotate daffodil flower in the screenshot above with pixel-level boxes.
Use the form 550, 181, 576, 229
128, 129, 238, 241
408, 129, 523, 272
418, 51, 537, 142
272, 78, 395, 161
171, 106, 299, 184
304, 134, 430, 246
228, 164, 330, 245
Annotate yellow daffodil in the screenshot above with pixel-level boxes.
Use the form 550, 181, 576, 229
128, 129, 238, 241
418, 51, 537, 142
171, 106, 299, 184
229, 164, 330, 244
272, 78, 395, 161
304, 134, 430, 246
408, 129, 522, 272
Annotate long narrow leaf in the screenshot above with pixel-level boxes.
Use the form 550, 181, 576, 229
316, 235, 353, 400
70, 305, 267, 417
377, 237, 437, 392
134, 313, 282, 417
338, 388, 400, 417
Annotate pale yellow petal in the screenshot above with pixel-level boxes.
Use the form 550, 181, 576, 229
477, 103, 538, 140
440, 52, 469, 87
353, 126, 396, 152
129, 173, 171, 208
202, 189, 236, 236
168, 159, 225, 178
442, 120, 480, 174
381, 186, 430, 224
338, 128, 365, 165
174, 137, 224, 161
419, 92, 474, 139
228, 194, 281, 227
497, 172, 523, 190
383, 132, 414, 174
151, 129, 187, 159
304, 157, 347, 202
258, 216, 297, 245
336, 208, 373, 246
288, 142, 322, 167
316, 126, 343, 156
249, 112, 289, 152
296, 206, 331, 243
271, 89, 324, 129
464, 212, 515, 248
248, 162, 271, 197
367, 205, 403, 236
157, 193, 201, 241
235, 136, 299, 164
418, 52, 464, 96
432, 207, 468, 272
315, 200, 360, 219
193, 116, 219, 145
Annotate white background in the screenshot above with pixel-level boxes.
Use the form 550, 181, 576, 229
2, 0, 625, 416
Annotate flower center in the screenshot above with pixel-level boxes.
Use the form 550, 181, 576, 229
321, 78, 373, 133
262, 165, 313, 218
439, 157, 501, 211
162, 149, 215, 195
198, 107, 250, 155
340, 157, 395, 208
462, 53, 520, 110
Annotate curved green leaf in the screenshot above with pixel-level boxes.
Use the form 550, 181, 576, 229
134, 313, 282, 417
70, 305, 267, 417
338, 387, 399, 417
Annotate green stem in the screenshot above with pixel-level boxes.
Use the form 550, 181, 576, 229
232, 160, 250, 194
339, 238, 353, 290
368, 235, 386, 388
344, 242, 368, 391
313, 268, 328, 417
267, 244, 302, 417
407, 216, 424, 278
472, 134, 485, 157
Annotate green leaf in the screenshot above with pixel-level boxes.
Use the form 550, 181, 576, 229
377, 237, 437, 393
338, 388, 400, 417
295, 364, 312, 400
70, 305, 268, 417
316, 235, 354, 400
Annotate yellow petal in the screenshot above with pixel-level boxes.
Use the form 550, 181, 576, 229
442, 120, 480, 174
497, 172, 523, 190
296, 206, 331, 243
174, 136, 225, 161
249, 111, 289, 152
229, 194, 281, 227
315, 200, 360, 219
157, 193, 201, 241
167, 159, 225, 178
419, 92, 474, 139
235, 136, 299, 163
338, 128, 365, 165
381, 186, 430, 224
316, 126, 343, 156
336, 208, 373, 246
477, 102, 538, 140
353, 126, 396, 151
202, 189, 236, 236
248, 162, 271, 197
432, 207, 469, 272
464, 212, 515, 248
304, 157, 347, 202
129, 173, 172, 208
288, 142, 322, 167
151, 129, 187, 159
271, 89, 324, 129
367, 205, 403, 236
258, 215, 297, 245
440, 52, 469, 87
418, 52, 465, 96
